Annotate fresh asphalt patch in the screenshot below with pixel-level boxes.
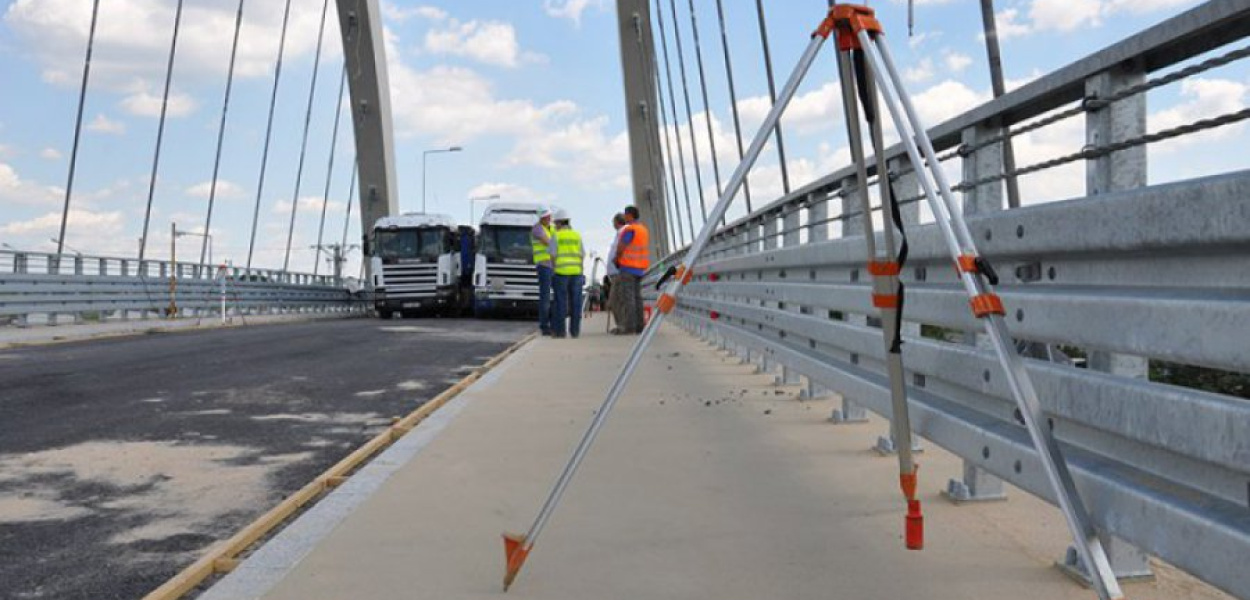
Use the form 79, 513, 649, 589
0, 318, 531, 600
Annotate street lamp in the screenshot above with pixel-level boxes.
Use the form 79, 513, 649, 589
174, 229, 213, 270
422, 146, 463, 214
468, 193, 501, 224
49, 237, 83, 257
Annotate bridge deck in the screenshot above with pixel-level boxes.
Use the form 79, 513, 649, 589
204, 315, 1226, 600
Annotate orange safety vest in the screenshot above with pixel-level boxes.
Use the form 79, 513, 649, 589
618, 222, 651, 270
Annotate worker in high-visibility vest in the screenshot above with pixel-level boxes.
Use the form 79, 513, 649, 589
531, 208, 556, 336
612, 205, 650, 335
550, 209, 585, 339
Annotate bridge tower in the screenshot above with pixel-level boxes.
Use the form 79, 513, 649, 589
615, 0, 672, 257
333, 0, 399, 280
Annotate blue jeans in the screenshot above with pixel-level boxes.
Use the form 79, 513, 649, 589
537, 265, 555, 334
553, 274, 584, 338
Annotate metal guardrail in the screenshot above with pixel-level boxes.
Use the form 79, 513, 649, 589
0, 249, 362, 325
650, 2, 1250, 597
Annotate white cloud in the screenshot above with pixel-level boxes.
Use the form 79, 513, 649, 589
507, 115, 630, 189
86, 114, 125, 135
905, 57, 936, 84
544, 0, 602, 27
386, 57, 575, 142
120, 89, 198, 118
5, 0, 335, 90
993, 8, 1033, 40
424, 20, 541, 68
944, 51, 972, 74
911, 80, 991, 129
186, 180, 244, 200
1150, 77, 1248, 150
39, 147, 63, 160
1029, 0, 1102, 32
383, 3, 448, 23
994, 0, 1200, 39
738, 81, 844, 137
272, 195, 343, 215
0, 208, 122, 236
0, 162, 62, 206
1103, 0, 1200, 14
467, 182, 544, 204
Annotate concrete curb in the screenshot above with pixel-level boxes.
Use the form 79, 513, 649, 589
195, 340, 536, 600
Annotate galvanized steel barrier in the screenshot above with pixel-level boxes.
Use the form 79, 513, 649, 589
0, 249, 362, 325
650, 1, 1250, 597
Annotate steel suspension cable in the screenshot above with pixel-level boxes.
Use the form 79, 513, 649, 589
654, 65, 687, 248
340, 160, 358, 251
653, 0, 698, 242
138, 0, 185, 262
245, 0, 294, 271
313, 66, 348, 276
633, 12, 679, 253
282, 0, 331, 272
200, 0, 247, 268
684, 0, 723, 201
55, 0, 100, 258
754, 0, 791, 195
666, 0, 710, 226
713, 0, 752, 213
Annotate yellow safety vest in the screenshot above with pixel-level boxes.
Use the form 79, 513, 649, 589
553, 228, 583, 276
531, 223, 554, 264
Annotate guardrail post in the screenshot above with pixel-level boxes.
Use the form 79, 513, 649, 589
776, 203, 803, 386
756, 214, 780, 376
1055, 63, 1155, 584
832, 177, 869, 423
939, 123, 1011, 499
14, 252, 27, 274
800, 191, 835, 401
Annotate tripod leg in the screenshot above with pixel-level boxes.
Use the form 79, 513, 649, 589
502, 23, 837, 592
856, 28, 1123, 600
835, 34, 921, 549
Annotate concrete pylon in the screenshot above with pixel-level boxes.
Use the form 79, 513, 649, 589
615, 0, 671, 257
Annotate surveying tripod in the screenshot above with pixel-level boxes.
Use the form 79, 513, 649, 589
503, 4, 1124, 598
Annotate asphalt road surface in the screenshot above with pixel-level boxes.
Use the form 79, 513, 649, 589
0, 317, 532, 600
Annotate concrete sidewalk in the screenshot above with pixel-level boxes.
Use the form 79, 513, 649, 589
203, 315, 1227, 600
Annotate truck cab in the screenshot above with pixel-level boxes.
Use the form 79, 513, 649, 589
369, 213, 466, 318
473, 203, 546, 317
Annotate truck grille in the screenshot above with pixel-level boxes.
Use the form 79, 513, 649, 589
381, 263, 439, 299
483, 264, 539, 299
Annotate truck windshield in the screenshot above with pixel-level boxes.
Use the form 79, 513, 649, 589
480, 225, 533, 262
374, 228, 449, 260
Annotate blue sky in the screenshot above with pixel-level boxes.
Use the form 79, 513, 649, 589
0, 0, 1245, 274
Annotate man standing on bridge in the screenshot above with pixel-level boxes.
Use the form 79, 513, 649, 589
551, 209, 585, 339
612, 205, 650, 335
605, 213, 626, 330
531, 208, 556, 336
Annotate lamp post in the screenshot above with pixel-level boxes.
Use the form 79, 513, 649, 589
48, 238, 83, 257
422, 146, 463, 214
468, 193, 501, 224
174, 228, 213, 272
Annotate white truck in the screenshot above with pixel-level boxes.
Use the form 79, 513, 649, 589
472, 202, 547, 317
368, 213, 470, 318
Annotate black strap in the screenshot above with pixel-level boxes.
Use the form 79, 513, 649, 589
886, 175, 909, 355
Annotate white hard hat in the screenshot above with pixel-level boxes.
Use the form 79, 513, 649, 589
540, 208, 554, 219
553, 208, 570, 222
